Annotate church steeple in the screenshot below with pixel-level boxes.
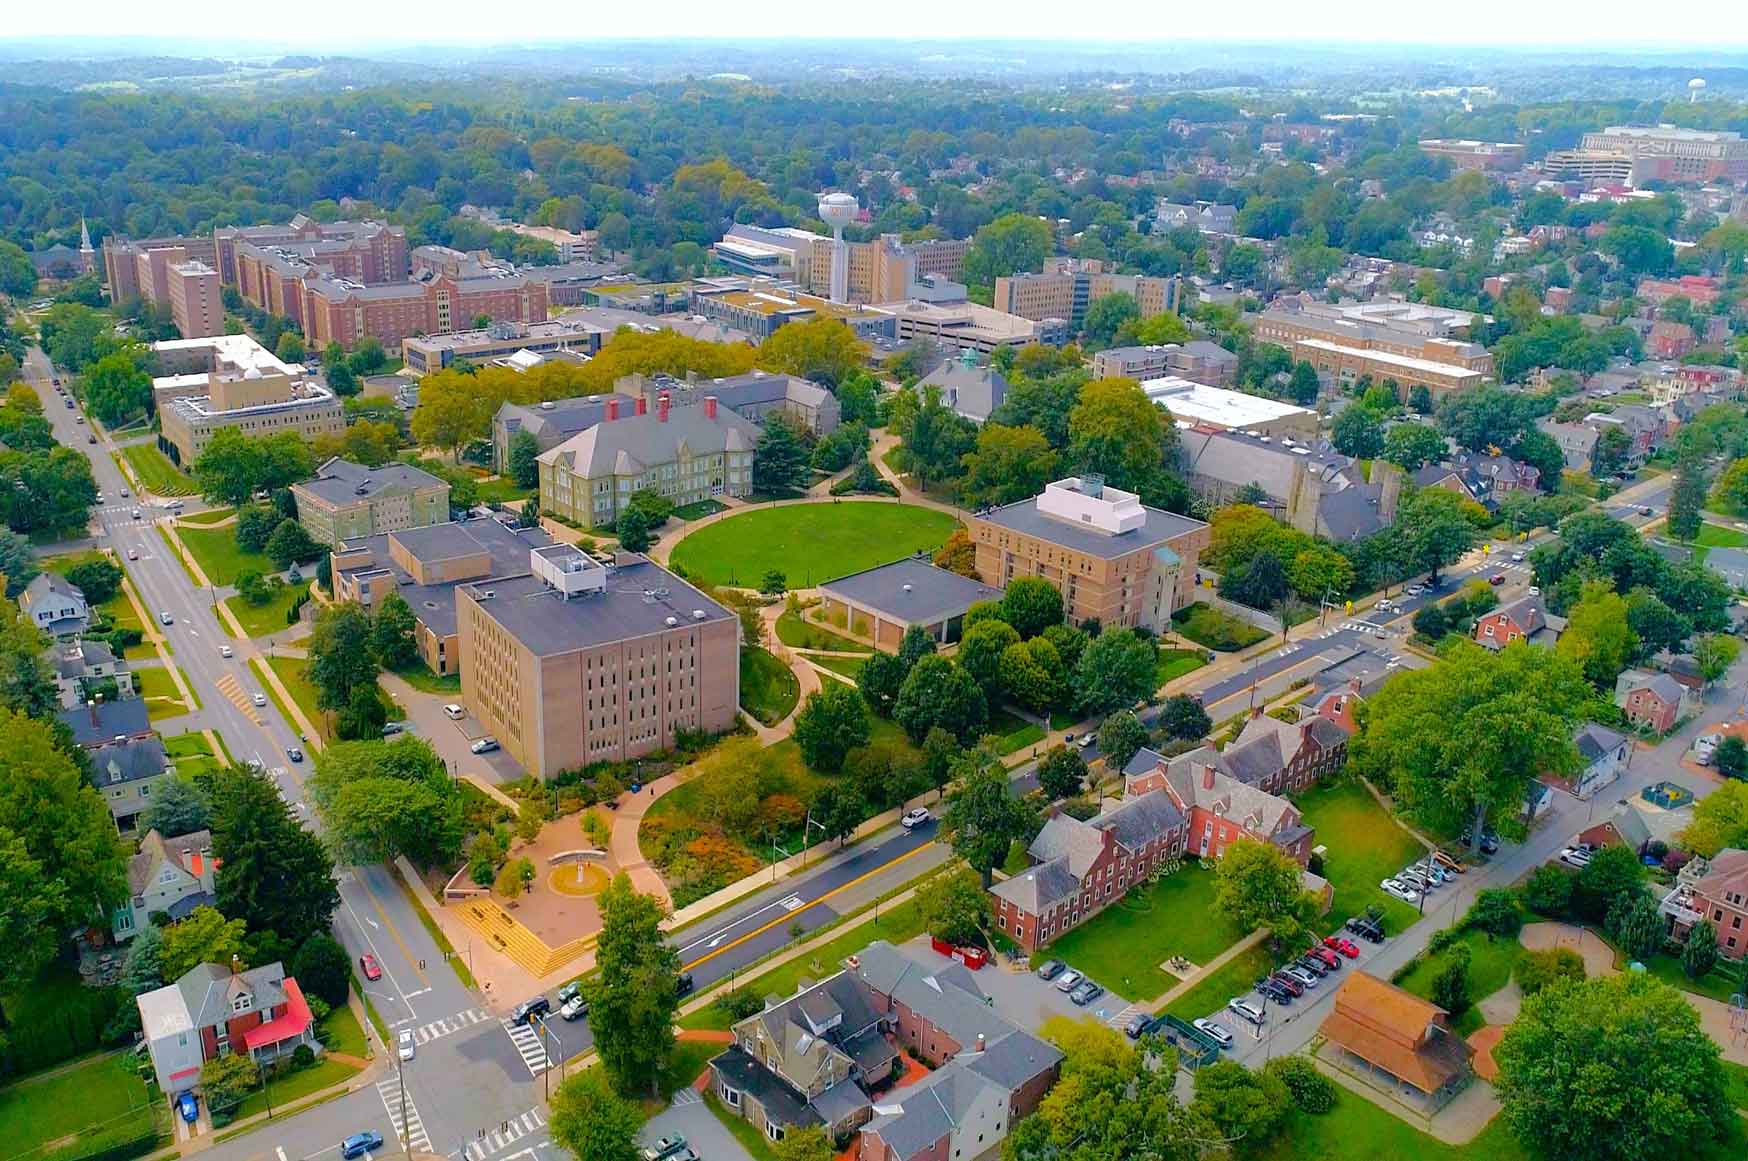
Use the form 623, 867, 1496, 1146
78, 217, 95, 273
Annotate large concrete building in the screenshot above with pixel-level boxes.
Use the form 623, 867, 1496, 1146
687, 277, 896, 342
166, 260, 224, 339
1417, 139, 1527, 171
536, 394, 762, 530
1571, 125, 1748, 185
712, 226, 971, 305
101, 234, 220, 305
1141, 378, 1319, 439
291, 458, 452, 547
969, 477, 1208, 633
1090, 340, 1239, 384
456, 546, 740, 778
1253, 303, 1492, 400
993, 269, 1182, 330
876, 297, 1067, 354
150, 334, 343, 465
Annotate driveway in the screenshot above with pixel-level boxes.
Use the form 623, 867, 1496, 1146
380, 670, 526, 783
916, 937, 1126, 1030
642, 1093, 756, 1161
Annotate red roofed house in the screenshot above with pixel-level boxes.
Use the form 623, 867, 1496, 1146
136, 961, 319, 1094
1474, 594, 1566, 651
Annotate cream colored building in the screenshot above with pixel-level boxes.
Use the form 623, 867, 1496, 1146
151, 334, 344, 465
457, 545, 740, 778
291, 458, 452, 546
993, 270, 1182, 329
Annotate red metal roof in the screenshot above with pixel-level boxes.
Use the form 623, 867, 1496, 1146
241, 977, 312, 1051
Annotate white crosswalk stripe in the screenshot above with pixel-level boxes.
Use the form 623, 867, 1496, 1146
670, 1088, 703, 1107
463, 1109, 548, 1161
1106, 1003, 1141, 1029
502, 1020, 550, 1077
411, 1006, 489, 1045
375, 1076, 432, 1152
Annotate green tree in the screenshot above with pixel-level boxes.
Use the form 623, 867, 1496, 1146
0, 829, 62, 1004
275, 331, 306, 364
1066, 378, 1175, 497
962, 213, 1052, 288
1381, 422, 1448, 471
160, 905, 249, 979
507, 430, 542, 490
793, 683, 871, 774
895, 655, 987, 745
958, 424, 1057, 508
234, 505, 279, 553
1496, 974, 1729, 1161
1096, 710, 1149, 771
311, 739, 462, 866
916, 867, 991, 946
1395, 486, 1477, 585
1000, 577, 1064, 639
336, 683, 388, 741
0, 709, 126, 929
1681, 920, 1719, 979
1681, 780, 1748, 856
857, 651, 909, 718
1331, 406, 1384, 459
1134, 310, 1191, 346
755, 318, 867, 387
291, 933, 351, 1008
119, 924, 164, 995
752, 414, 810, 495
549, 1068, 642, 1161
903, 387, 976, 488
1668, 445, 1706, 541
1715, 736, 1747, 780
809, 782, 865, 846
614, 507, 652, 552
1607, 890, 1665, 963
140, 778, 211, 838
1190, 1059, 1291, 1147
1352, 642, 1588, 851
1515, 948, 1585, 997
1082, 292, 1140, 349
942, 756, 1036, 886
265, 519, 319, 570
1287, 361, 1321, 405
209, 764, 339, 949
1035, 745, 1088, 800
1693, 632, 1740, 686
1575, 845, 1646, 923
306, 602, 377, 713
1288, 544, 1355, 603
200, 1053, 260, 1117
370, 592, 419, 670
1159, 694, 1211, 741
1073, 629, 1157, 716
1222, 549, 1290, 612
83, 351, 152, 425
998, 638, 1065, 715
1555, 580, 1638, 687
64, 559, 122, 605
0, 241, 35, 297
1624, 590, 1690, 659
0, 529, 39, 598
957, 618, 1020, 701
772, 1127, 833, 1161
1524, 863, 1574, 916
1431, 946, 1472, 1015
583, 875, 682, 1097
1213, 838, 1315, 949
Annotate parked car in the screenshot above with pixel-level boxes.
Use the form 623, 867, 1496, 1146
560, 996, 588, 1021
444, 704, 465, 719
341, 1133, 384, 1160
398, 1030, 415, 1061
901, 807, 931, 830
1431, 851, 1467, 874
381, 721, 406, 736
1380, 878, 1421, 904
1281, 965, 1319, 989
1459, 828, 1500, 854
1559, 846, 1594, 868
557, 981, 581, 1005
1324, 935, 1361, 958
1035, 959, 1066, 981
1227, 998, 1266, 1027
1268, 971, 1305, 997
1193, 1018, 1235, 1049
511, 996, 550, 1025
1307, 946, 1342, 970
640, 1136, 689, 1161
1344, 915, 1385, 943
220, 644, 232, 658
470, 737, 499, 755
1254, 977, 1293, 1004
127, 547, 137, 560
1398, 869, 1434, 893
87, 434, 96, 444
1074, 734, 1095, 750
1053, 969, 1084, 993
359, 953, 382, 981
1069, 979, 1104, 1006
175, 1092, 198, 1124
1293, 955, 1329, 978
1123, 1011, 1152, 1039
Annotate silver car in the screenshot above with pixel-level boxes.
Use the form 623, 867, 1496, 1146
1053, 968, 1084, 993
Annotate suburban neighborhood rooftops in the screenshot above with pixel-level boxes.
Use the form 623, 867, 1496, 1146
459, 558, 735, 655
94, 735, 169, 788
817, 558, 1003, 624
126, 828, 214, 896
56, 697, 151, 745
1575, 722, 1628, 762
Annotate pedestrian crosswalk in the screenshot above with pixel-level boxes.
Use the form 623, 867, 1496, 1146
464, 1108, 548, 1161
410, 1006, 490, 1045
502, 1020, 550, 1077
669, 1088, 702, 1107
375, 1076, 432, 1153
215, 672, 265, 725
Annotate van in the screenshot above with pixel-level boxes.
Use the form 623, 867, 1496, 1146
444, 704, 465, 720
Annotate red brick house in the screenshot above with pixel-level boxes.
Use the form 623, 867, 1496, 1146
1126, 747, 1315, 865
1614, 669, 1689, 733
1686, 850, 1748, 960
1648, 320, 1697, 359
1475, 595, 1566, 651
989, 791, 1186, 953
136, 961, 318, 1094
1216, 710, 1350, 794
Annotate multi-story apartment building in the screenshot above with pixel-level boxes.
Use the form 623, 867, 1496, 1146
101, 234, 220, 304
1573, 125, 1748, 185
1253, 305, 1491, 400
536, 394, 762, 529
969, 477, 1208, 633
298, 269, 552, 351
687, 277, 896, 342
166, 260, 223, 339
993, 269, 1182, 329
290, 458, 452, 547
712, 227, 971, 305
456, 545, 740, 778
217, 215, 408, 287
330, 516, 554, 677
150, 334, 343, 465
1416, 139, 1527, 171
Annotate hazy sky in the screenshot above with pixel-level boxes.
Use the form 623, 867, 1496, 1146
4, 0, 1746, 49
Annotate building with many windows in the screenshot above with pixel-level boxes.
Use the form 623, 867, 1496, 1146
101, 233, 220, 305
1417, 139, 1527, 171
456, 546, 740, 778
166, 260, 224, 339
291, 458, 453, 546
993, 269, 1181, 329
150, 334, 343, 465
1253, 305, 1491, 400
969, 478, 1208, 633
536, 394, 761, 530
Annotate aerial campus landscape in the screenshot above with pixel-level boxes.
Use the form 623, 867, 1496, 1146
6, 15, 1748, 1161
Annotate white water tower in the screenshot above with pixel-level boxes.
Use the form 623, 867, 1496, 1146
1690, 77, 1707, 104
818, 191, 859, 303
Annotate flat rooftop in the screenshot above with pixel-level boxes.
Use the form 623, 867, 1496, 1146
1141, 378, 1316, 427
978, 497, 1205, 559
819, 558, 1003, 625
335, 517, 554, 639
1296, 338, 1488, 381
460, 558, 735, 655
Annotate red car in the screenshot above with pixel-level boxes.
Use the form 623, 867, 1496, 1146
1489, 573, 1506, 585
360, 953, 383, 981
1323, 935, 1361, 958
1307, 945, 1342, 969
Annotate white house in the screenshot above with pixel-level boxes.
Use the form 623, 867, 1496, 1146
18, 574, 89, 637
113, 828, 215, 941
1572, 723, 1630, 800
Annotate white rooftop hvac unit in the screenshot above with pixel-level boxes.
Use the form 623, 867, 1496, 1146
530, 545, 607, 599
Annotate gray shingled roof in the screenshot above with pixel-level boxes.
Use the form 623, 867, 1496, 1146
536, 400, 759, 478
1575, 722, 1627, 763
817, 558, 1002, 619
94, 736, 168, 787
57, 698, 150, 745
497, 396, 628, 447
174, 961, 288, 1029
916, 362, 1009, 423
297, 458, 446, 506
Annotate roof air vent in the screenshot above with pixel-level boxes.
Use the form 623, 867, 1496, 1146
692, 610, 707, 620
665, 616, 679, 627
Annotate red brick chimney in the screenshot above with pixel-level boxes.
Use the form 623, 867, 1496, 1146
704, 395, 718, 420
658, 393, 671, 422
635, 396, 648, 416
1202, 764, 1216, 791
604, 397, 620, 422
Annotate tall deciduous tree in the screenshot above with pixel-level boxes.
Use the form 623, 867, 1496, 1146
1496, 974, 1730, 1161
370, 592, 419, 670
507, 430, 542, 490
957, 618, 1019, 701
549, 1068, 642, 1161
1395, 486, 1477, 585
1036, 745, 1088, 801
792, 683, 871, 774
160, 905, 249, 978
306, 602, 378, 713
1668, 444, 1707, 542
1331, 406, 1384, 459
942, 756, 1036, 886
1072, 629, 1157, 716
583, 875, 682, 1097
0, 709, 126, 928
1067, 378, 1175, 496
1381, 422, 1448, 471
895, 655, 987, 745
999, 577, 1064, 639
1555, 580, 1638, 687
916, 867, 991, 946
1096, 710, 1149, 772
1681, 780, 1748, 856
962, 213, 1052, 288
754, 318, 867, 387
958, 424, 1057, 508
1213, 838, 1316, 950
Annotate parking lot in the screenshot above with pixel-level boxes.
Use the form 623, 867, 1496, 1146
971, 951, 1129, 1030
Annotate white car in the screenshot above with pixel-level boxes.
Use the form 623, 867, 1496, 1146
127, 547, 137, 560
159, 611, 173, 625
1226, 998, 1265, 1027
220, 645, 233, 658
1193, 1017, 1234, 1048
397, 1030, 415, 1062
1405, 584, 1426, 597
443, 704, 465, 720
1380, 877, 1421, 904
470, 737, 499, 755
1510, 551, 1524, 562
901, 808, 931, 830
1075, 733, 1095, 750
119, 488, 130, 498
252, 693, 267, 707
1558, 847, 1594, 868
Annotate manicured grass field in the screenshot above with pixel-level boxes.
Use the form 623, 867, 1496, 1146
985, 708, 1044, 756
1156, 647, 1207, 687
319, 1004, 369, 1058
1256, 1085, 1534, 1161
225, 580, 311, 638
472, 475, 532, 505
1694, 522, 1748, 549
672, 499, 727, 521
775, 609, 872, 653
232, 1054, 360, 1120
177, 522, 274, 586
1624, 939, 1745, 1003
1292, 779, 1427, 933
119, 443, 198, 496
740, 645, 800, 726
134, 663, 197, 720
1171, 602, 1269, 652
0, 1051, 166, 1161
391, 660, 463, 694
811, 654, 867, 682
40, 548, 109, 574
263, 655, 330, 738
176, 509, 233, 527
669, 503, 960, 588
1044, 865, 1248, 1001
1162, 942, 1276, 1021
1394, 928, 1523, 1035
164, 731, 227, 778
